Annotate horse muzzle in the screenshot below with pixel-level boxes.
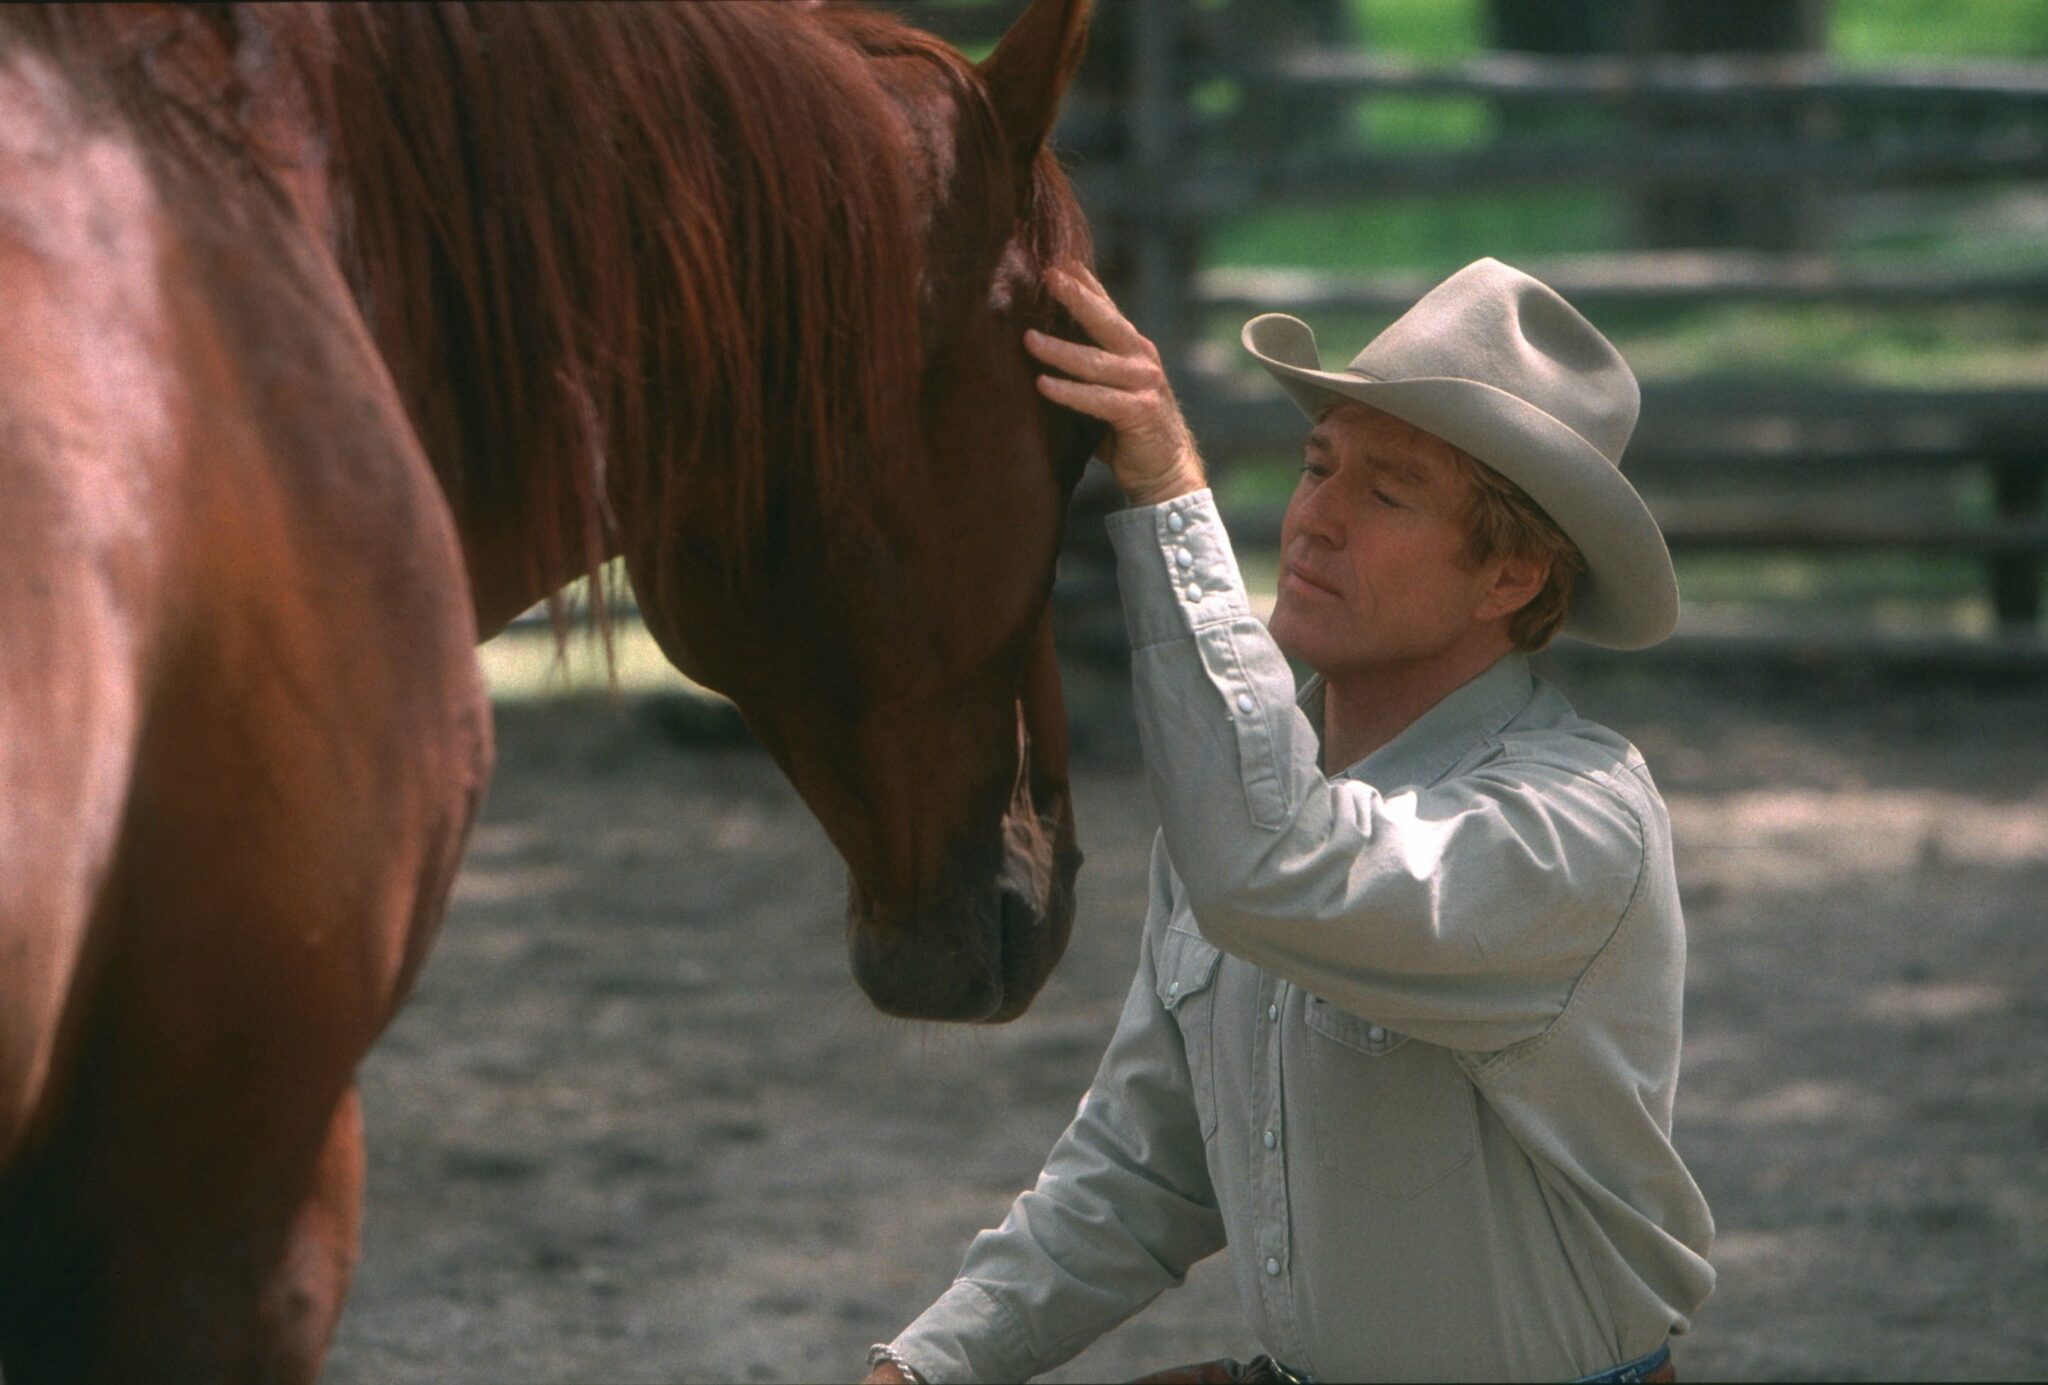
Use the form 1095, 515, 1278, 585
845, 800, 1080, 1023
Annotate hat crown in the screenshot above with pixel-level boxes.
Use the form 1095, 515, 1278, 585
1348, 258, 1639, 465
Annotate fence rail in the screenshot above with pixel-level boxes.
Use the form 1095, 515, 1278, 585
1213, 506, 2048, 557
1195, 254, 2048, 313
1073, 132, 2048, 216
1208, 49, 2048, 106
1181, 381, 2048, 451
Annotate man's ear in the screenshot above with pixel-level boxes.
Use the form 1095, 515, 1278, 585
1478, 554, 1549, 623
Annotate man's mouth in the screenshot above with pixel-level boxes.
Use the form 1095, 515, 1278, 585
1282, 562, 1341, 599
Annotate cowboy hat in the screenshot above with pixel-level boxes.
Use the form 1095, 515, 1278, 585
1241, 257, 1678, 650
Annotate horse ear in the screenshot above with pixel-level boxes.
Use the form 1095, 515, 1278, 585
975, 0, 1092, 180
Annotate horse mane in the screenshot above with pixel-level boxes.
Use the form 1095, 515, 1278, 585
319, 0, 1093, 615
1, 1, 1093, 622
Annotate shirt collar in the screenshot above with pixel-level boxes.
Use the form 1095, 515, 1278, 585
1296, 651, 1536, 791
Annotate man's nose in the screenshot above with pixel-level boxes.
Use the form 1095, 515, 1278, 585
1288, 474, 1347, 548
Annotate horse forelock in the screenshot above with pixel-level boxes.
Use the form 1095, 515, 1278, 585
320, 1, 1013, 624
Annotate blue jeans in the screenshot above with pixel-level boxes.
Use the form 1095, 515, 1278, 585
1574, 1340, 1673, 1384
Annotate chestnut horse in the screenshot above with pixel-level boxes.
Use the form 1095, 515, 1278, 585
0, 1, 1100, 1381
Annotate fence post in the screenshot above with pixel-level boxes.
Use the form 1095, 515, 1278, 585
1987, 429, 2045, 631
1128, 0, 1185, 366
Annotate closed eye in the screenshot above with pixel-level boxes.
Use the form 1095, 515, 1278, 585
1373, 489, 1403, 508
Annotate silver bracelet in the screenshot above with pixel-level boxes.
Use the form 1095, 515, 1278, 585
866, 1342, 927, 1383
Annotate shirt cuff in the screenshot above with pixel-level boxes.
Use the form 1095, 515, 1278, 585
1104, 488, 1255, 650
890, 1279, 1038, 1385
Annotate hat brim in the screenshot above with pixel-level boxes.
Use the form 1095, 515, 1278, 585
1243, 313, 1678, 651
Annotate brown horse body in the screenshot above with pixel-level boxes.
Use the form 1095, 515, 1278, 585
0, 2, 1096, 1380
0, 9, 490, 1380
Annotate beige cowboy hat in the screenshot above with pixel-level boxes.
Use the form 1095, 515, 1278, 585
1241, 257, 1678, 650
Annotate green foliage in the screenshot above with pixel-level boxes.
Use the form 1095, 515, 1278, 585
1831, 0, 2048, 61
1345, 0, 1487, 59
1353, 94, 1495, 148
1208, 190, 1627, 274
1343, 0, 2048, 62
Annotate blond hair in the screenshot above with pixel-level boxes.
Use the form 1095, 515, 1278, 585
1446, 448, 1585, 651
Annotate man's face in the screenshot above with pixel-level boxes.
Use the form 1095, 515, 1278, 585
1267, 401, 1498, 677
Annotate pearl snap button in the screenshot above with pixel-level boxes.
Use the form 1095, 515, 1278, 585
1184, 584, 1202, 602
1167, 512, 1186, 533
1235, 693, 1254, 713
1367, 1024, 1387, 1043
1265, 1257, 1281, 1277
1168, 981, 1181, 998
1263, 1129, 1277, 1150
1267, 1004, 1278, 1022
1175, 548, 1194, 570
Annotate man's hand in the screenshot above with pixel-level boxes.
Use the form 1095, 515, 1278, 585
1025, 260, 1208, 507
862, 1363, 916, 1385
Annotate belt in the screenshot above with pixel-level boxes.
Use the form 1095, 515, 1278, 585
1234, 1339, 1671, 1385
1238, 1356, 1313, 1385
1574, 1340, 1674, 1384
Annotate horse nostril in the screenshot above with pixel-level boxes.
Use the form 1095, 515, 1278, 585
846, 890, 1010, 1024
997, 884, 1033, 958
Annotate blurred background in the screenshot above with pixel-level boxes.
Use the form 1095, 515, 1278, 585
327, 3, 2048, 1381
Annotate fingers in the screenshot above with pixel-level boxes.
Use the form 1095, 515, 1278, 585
1030, 260, 1204, 503
1034, 372, 1167, 430
1043, 262, 1155, 358
1063, 259, 1111, 297
1024, 328, 1156, 389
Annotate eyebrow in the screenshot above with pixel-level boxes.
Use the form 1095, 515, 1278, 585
1384, 459, 1427, 489
1303, 429, 1427, 489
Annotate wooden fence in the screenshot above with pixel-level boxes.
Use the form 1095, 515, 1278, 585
904, 0, 2048, 670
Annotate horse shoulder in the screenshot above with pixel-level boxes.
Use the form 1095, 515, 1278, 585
0, 45, 487, 1172
0, 50, 180, 1168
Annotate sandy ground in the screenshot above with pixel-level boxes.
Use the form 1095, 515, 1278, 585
321, 661, 2048, 1383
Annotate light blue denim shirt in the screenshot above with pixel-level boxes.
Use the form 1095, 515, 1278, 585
890, 489, 1714, 1382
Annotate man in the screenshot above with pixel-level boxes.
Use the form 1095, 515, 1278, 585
865, 258, 1714, 1383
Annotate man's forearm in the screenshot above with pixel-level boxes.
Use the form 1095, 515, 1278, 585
883, 867, 1226, 1383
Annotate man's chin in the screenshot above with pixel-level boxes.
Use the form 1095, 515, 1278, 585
1270, 605, 1356, 672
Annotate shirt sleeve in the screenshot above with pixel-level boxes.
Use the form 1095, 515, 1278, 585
1106, 489, 1649, 1055
888, 835, 1228, 1383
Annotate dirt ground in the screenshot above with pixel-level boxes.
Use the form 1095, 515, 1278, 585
321, 660, 2048, 1384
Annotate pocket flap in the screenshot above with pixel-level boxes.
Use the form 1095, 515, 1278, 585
1155, 926, 1222, 1012
1305, 995, 1407, 1055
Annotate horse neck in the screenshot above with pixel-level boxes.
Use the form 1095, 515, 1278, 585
322, 2, 936, 642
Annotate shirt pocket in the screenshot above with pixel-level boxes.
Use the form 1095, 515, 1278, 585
1155, 923, 1223, 1141
1304, 995, 1478, 1199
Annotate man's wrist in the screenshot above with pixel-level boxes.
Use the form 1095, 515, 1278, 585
1123, 462, 1207, 509
865, 1342, 927, 1384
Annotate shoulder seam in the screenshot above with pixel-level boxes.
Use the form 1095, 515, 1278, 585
1460, 778, 1650, 1083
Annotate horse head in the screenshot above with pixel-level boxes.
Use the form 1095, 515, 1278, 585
329, 0, 1103, 1023
641, 0, 1104, 1023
